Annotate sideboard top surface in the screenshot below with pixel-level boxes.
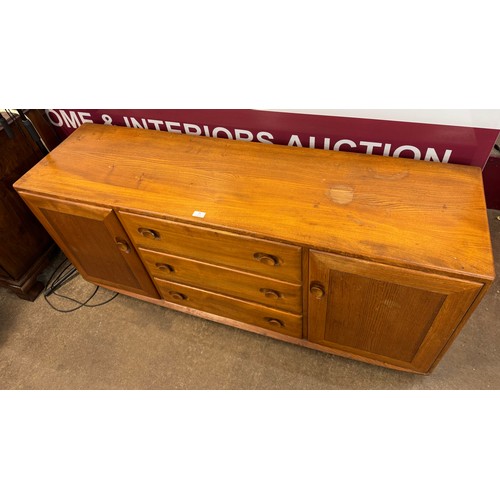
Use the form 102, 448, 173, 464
14, 123, 494, 280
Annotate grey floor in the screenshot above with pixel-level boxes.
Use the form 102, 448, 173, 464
1, 210, 499, 390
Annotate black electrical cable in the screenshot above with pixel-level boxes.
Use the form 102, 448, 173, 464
16, 109, 49, 155
44, 285, 100, 313
6, 109, 49, 158
45, 260, 75, 291
5, 109, 40, 157
43, 256, 119, 313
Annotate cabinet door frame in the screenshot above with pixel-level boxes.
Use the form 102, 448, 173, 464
308, 250, 484, 373
19, 193, 159, 299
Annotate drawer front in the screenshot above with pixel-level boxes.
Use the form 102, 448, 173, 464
140, 248, 302, 313
154, 278, 303, 338
119, 212, 302, 283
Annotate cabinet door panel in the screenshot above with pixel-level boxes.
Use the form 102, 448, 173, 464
20, 194, 159, 299
308, 251, 482, 372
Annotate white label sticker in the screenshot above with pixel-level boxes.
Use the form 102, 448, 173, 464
192, 211, 206, 218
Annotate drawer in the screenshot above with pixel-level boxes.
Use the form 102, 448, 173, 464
154, 278, 303, 338
140, 248, 302, 313
119, 211, 302, 283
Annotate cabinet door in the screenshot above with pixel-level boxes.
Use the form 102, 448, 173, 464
21, 194, 159, 299
308, 251, 483, 373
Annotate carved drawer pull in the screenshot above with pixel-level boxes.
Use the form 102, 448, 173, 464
155, 263, 175, 273
310, 282, 325, 299
265, 317, 284, 327
168, 291, 187, 301
114, 238, 130, 254
259, 288, 282, 299
253, 252, 279, 266
138, 227, 160, 239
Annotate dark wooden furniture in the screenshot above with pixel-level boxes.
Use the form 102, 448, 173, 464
14, 124, 495, 372
0, 110, 60, 300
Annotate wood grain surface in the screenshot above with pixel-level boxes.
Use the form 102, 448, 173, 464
139, 248, 302, 313
154, 278, 303, 338
119, 211, 302, 283
14, 123, 495, 281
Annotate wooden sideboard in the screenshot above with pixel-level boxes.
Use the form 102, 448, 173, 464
0, 110, 60, 300
14, 124, 495, 373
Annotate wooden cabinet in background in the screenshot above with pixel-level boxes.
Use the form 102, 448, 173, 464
14, 124, 495, 373
0, 110, 61, 300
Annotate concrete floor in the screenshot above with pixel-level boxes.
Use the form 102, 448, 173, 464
1, 210, 499, 390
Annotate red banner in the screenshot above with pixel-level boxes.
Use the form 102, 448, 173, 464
47, 109, 499, 169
